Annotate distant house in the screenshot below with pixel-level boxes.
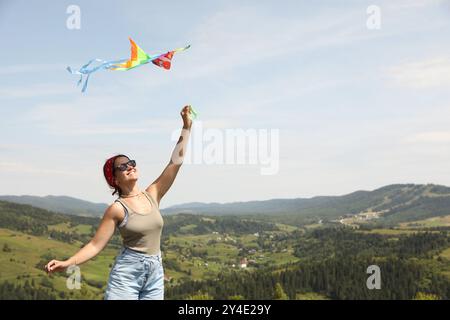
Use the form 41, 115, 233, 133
164, 274, 172, 282
240, 258, 248, 268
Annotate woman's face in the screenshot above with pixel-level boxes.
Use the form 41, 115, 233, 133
113, 156, 139, 186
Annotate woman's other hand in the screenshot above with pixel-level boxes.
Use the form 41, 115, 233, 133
44, 259, 71, 274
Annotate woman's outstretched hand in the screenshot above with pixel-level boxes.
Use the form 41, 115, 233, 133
44, 259, 70, 274
181, 105, 193, 129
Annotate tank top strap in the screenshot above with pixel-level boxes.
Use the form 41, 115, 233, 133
114, 199, 129, 228
142, 190, 158, 209
115, 198, 131, 212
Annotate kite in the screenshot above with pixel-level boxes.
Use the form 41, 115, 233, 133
67, 38, 190, 92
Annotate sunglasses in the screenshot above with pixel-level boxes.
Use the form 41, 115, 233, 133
114, 159, 136, 172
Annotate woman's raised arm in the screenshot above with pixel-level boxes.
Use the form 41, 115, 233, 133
146, 105, 193, 205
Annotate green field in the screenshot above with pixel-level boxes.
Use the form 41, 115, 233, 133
0, 228, 118, 299
356, 228, 419, 235
48, 223, 92, 235
296, 292, 330, 300
441, 248, 450, 260
399, 215, 450, 229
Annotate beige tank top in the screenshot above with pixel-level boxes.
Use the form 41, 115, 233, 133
115, 191, 164, 255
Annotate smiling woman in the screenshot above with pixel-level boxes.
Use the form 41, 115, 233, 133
43, 105, 194, 300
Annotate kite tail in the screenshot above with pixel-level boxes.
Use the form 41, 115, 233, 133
67, 58, 128, 92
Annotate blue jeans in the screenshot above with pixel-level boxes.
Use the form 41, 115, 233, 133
104, 247, 164, 300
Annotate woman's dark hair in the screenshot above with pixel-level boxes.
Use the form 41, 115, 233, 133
103, 154, 130, 196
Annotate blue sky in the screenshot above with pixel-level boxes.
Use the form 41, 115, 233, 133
1, 0, 450, 208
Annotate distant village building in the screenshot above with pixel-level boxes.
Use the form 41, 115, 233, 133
240, 258, 248, 268
164, 274, 172, 282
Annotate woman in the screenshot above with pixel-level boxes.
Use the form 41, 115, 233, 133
44, 105, 193, 300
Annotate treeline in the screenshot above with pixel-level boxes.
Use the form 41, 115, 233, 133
0, 281, 57, 300
162, 214, 279, 237
293, 228, 449, 260
382, 196, 450, 223
0, 200, 99, 236
194, 217, 278, 235
166, 255, 450, 300
0, 200, 125, 246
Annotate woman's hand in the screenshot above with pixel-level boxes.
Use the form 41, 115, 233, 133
181, 105, 193, 129
44, 259, 71, 274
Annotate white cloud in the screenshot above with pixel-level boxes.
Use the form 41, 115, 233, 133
180, 7, 377, 79
0, 83, 75, 98
386, 0, 446, 9
125, 5, 386, 88
0, 63, 65, 76
386, 57, 450, 88
0, 161, 79, 176
405, 131, 450, 143
21, 95, 134, 134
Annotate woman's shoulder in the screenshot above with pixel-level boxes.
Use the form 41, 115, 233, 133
104, 201, 126, 221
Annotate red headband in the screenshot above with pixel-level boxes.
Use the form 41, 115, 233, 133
103, 156, 119, 188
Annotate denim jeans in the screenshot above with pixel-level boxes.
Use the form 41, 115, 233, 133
104, 247, 164, 300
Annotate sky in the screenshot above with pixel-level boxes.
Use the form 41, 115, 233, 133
1, 0, 450, 208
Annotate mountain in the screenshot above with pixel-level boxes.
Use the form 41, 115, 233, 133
161, 184, 450, 224
0, 195, 108, 218
2, 183, 450, 225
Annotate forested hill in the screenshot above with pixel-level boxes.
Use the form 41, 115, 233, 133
163, 184, 450, 224
1, 184, 450, 225
0, 200, 100, 239
0, 195, 108, 218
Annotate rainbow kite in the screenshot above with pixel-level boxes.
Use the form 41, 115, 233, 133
67, 38, 190, 92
